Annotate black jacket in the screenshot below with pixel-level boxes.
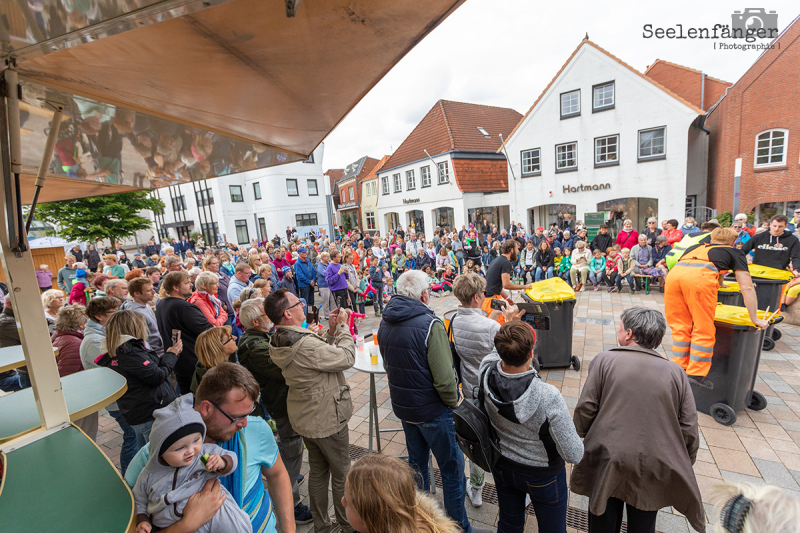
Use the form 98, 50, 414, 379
536, 248, 555, 269
96, 338, 178, 425
238, 328, 289, 419
156, 297, 213, 392
416, 253, 432, 271
144, 244, 159, 257
741, 229, 800, 272
85, 250, 101, 271
590, 233, 614, 254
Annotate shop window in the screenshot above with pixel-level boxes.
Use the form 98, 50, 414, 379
555, 142, 578, 172
406, 170, 416, 190
308, 179, 318, 196
393, 173, 402, 193
595, 135, 619, 166
286, 179, 299, 196
521, 148, 541, 176
593, 82, 615, 111
638, 127, 666, 160
296, 213, 318, 226
560, 89, 580, 118
229, 185, 243, 202
754, 129, 788, 167
235, 220, 249, 244
421, 166, 431, 187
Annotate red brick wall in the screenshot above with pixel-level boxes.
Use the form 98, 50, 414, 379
646, 62, 730, 111
708, 23, 800, 213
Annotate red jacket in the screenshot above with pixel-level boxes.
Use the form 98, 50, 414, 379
52, 330, 85, 377
615, 230, 639, 250
188, 291, 228, 327
665, 229, 684, 246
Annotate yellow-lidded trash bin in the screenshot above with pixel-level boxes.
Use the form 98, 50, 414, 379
692, 304, 781, 426
717, 282, 743, 307
748, 265, 792, 350
521, 278, 579, 371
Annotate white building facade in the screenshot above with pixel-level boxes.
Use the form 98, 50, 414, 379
151, 144, 329, 245
504, 40, 707, 235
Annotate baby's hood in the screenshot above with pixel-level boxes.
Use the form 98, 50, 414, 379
145, 394, 206, 474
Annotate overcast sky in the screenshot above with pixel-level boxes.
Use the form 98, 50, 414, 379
321, 0, 799, 171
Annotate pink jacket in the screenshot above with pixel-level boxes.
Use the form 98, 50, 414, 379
615, 230, 639, 250
188, 291, 228, 327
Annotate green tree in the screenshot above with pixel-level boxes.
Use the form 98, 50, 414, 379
341, 212, 352, 231
716, 210, 755, 227
34, 191, 165, 247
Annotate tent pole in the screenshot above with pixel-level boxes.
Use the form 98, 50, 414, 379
1, 71, 69, 429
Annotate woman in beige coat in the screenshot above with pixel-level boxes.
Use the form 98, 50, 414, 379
571, 306, 705, 533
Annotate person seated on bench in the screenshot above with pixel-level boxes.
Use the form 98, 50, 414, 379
133, 395, 252, 533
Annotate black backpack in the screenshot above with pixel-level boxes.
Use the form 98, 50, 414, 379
446, 315, 462, 383
453, 366, 501, 472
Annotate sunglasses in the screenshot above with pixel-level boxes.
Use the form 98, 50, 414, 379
210, 400, 256, 424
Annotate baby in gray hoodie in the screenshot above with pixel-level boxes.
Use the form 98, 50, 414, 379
133, 395, 252, 533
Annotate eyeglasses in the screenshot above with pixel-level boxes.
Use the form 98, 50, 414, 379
210, 400, 256, 424
285, 301, 303, 313
223, 335, 235, 345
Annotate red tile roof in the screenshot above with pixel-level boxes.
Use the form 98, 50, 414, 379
452, 159, 508, 192
504, 38, 705, 145
382, 100, 522, 173
644, 60, 731, 111
364, 155, 391, 181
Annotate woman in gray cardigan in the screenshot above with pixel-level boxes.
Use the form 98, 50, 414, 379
629, 234, 653, 291
480, 322, 584, 533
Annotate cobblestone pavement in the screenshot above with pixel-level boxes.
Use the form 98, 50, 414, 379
96, 287, 800, 532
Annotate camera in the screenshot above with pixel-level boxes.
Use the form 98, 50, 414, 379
731, 8, 778, 34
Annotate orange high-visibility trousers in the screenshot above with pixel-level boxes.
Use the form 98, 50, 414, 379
664, 246, 720, 377
482, 294, 507, 325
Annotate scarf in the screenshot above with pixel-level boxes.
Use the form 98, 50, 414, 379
219, 430, 272, 533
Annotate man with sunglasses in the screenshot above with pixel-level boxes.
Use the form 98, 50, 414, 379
267, 288, 356, 533
124, 363, 296, 533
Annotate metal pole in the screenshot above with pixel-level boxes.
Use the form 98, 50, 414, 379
423, 150, 446, 183
733, 158, 742, 215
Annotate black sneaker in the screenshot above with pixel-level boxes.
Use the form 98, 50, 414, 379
294, 503, 313, 525
688, 375, 714, 390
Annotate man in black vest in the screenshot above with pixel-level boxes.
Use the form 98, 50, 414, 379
378, 270, 490, 533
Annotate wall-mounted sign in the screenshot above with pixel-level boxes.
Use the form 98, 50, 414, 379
403, 198, 421, 204
562, 184, 610, 193
340, 201, 357, 209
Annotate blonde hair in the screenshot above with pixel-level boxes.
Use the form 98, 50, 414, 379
452, 272, 486, 305
195, 326, 233, 369
711, 482, 800, 533
42, 289, 65, 309
105, 310, 148, 358
711, 227, 738, 246
194, 271, 219, 292
346, 455, 459, 533
55, 304, 88, 331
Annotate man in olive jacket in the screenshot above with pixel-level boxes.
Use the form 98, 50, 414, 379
237, 298, 312, 525
266, 289, 355, 533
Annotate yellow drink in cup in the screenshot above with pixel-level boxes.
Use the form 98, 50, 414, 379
370, 346, 379, 366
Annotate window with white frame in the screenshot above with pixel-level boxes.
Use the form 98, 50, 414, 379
366, 212, 376, 230
755, 129, 788, 167
638, 127, 666, 160
595, 135, 619, 165
437, 161, 449, 184
393, 173, 401, 192
382, 176, 389, 195
556, 142, 578, 171
560, 90, 580, 118
521, 148, 541, 175
406, 170, 416, 190
593, 82, 615, 111
372, 182, 377, 195
347, 187, 353, 201
421, 166, 431, 187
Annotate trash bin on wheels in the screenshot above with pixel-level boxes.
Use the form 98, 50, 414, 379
520, 278, 579, 372
745, 265, 793, 351
717, 282, 743, 307
693, 304, 782, 426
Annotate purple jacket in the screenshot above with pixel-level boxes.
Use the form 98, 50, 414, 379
36, 269, 53, 288
325, 261, 349, 291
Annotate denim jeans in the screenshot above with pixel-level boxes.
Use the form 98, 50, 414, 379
18, 372, 31, 389
492, 464, 568, 533
589, 271, 603, 285
108, 409, 139, 476
535, 266, 553, 282
372, 283, 384, 313
131, 419, 154, 450
616, 273, 635, 291
521, 266, 535, 283
0, 372, 22, 392
401, 408, 471, 533
299, 285, 315, 307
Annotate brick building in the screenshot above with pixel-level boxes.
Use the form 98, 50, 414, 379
376, 99, 521, 234
701, 16, 800, 220
336, 156, 379, 230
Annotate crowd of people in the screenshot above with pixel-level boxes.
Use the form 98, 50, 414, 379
2, 212, 800, 533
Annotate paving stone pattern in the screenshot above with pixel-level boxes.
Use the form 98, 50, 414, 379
95, 288, 800, 532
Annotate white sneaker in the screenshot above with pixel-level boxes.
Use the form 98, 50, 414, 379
580, 284, 585, 292
467, 483, 484, 507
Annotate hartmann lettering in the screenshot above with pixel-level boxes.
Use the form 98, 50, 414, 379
563, 184, 610, 193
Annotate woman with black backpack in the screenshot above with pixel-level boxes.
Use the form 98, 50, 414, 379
479, 321, 583, 533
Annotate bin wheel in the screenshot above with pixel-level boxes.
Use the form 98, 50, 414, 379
747, 391, 768, 411
763, 336, 776, 351
710, 403, 737, 426
771, 328, 782, 341
570, 356, 581, 371
533, 358, 541, 373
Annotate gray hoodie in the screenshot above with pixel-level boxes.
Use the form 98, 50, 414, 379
132, 395, 252, 532
120, 299, 164, 356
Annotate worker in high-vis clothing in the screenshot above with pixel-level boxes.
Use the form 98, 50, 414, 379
665, 227, 768, 390
664, 220, 720, 270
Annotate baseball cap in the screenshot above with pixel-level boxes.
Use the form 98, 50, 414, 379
298, 247, 308, 253
536, 227, 544, 231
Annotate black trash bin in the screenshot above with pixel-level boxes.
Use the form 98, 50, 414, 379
717, 283, 744, 307
752, 278, 789, 351
521, 278, 579, 371
691, 305, 780, 426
